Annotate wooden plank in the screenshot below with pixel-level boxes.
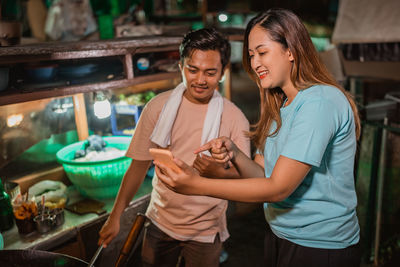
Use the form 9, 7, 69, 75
223, 65, 232, 100
118, 76, 182, 94
72, 93, 89, 141
0, 36, 182, 57
0, 72, 181, 106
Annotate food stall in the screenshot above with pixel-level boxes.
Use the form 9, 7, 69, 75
0, 35, 183, 266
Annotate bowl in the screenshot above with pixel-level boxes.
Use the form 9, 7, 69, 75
56, 136, 132, 199
25, 64, 58, 82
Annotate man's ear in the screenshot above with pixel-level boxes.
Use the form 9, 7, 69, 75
219, 67, 227, 83
178, 62, 183, 72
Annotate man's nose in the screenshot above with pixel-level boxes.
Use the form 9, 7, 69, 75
196, 73, 206, 84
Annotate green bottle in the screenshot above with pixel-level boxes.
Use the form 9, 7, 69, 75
0, 179, 14, 232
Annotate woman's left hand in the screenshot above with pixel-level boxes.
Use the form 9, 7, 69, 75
154, 157, 201, 195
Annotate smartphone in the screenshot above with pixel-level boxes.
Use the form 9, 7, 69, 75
149, 148, 182, 173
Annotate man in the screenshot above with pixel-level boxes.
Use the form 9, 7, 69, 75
98, 28, 250, 267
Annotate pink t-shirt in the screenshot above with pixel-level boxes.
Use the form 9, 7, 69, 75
126, 90, 250, 243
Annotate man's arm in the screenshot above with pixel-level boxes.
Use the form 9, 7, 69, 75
98, 159, 151, 247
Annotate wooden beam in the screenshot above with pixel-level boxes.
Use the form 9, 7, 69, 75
223, 65, 232, 100
72, 93, 89, 141
124, 54, 134, 79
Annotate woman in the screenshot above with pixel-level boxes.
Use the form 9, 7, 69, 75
155, 8, 361, 267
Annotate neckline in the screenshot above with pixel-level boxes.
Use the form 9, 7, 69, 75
281, 90, 302, 110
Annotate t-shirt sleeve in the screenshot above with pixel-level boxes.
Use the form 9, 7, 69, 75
281, 99, 338, 167
229, 108, 251, 158
125, 99, 159, 160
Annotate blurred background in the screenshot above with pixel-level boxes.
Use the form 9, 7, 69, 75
0, 1, 399, 266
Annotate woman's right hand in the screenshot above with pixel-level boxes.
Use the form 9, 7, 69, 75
194, 136, 239, 164
98, 216, 120, 248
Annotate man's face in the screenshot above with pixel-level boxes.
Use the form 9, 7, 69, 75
180, 49, 224, 104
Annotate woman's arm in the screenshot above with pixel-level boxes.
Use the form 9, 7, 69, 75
155, 155, 311, 203
195, 136, 265, 178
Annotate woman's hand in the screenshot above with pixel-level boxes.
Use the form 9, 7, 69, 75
98, 215, 120, 248
194, 136, 239, 164
154, 158, 202, 195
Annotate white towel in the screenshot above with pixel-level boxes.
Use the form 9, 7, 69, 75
150, 82, 223, 156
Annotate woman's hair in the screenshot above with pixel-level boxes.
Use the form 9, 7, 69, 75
242, 8, 361, 151
179, 28, 231, 73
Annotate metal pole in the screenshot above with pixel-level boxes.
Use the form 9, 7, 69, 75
374, 117, 388, 266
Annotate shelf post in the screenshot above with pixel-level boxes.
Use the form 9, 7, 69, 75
124, 54, 134, 79
73, 93, 89, 141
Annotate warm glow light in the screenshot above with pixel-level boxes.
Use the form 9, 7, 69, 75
7, 114, 23, 127
94, 99, 111, 119
218, 14, 228, 23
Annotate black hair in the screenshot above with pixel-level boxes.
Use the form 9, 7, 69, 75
179, 28, 231, 71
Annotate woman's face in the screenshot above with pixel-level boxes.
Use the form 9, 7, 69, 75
248, 26, 294, 91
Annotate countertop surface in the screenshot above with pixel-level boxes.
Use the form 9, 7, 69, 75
2, 178, 152, 250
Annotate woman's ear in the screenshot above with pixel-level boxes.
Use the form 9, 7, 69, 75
287, 49, 294, 62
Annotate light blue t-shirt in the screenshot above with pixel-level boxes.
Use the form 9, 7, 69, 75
263, 84, 360, 249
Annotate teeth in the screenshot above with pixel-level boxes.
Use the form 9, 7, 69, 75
259, 70, 269, 76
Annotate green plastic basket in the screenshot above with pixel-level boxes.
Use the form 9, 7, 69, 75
56, 136, 132, 199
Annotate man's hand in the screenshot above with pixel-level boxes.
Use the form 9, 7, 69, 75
193, 154, 230, 178
98, 215, 120, 248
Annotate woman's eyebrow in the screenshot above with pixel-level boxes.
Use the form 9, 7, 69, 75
249, 44, 267, 52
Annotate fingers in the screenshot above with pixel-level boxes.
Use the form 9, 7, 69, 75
194, 142, 214, 154
154, 161, 174, 184
103, 235, 115, 248
98, 230, 114, 248
194, 138, 225, 154
174, 158, 194, 174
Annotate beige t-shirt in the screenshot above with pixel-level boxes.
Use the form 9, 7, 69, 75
126, 90, 250, 243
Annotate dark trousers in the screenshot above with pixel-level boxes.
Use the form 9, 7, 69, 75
264, 225, 361, 267
141, 221, 222, 267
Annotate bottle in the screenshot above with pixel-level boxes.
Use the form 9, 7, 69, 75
0, 179, 14, 232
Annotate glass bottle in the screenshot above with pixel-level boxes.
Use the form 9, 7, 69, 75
0, 179, 14, 232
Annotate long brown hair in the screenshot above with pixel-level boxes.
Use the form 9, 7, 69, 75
243, 8, 361, 152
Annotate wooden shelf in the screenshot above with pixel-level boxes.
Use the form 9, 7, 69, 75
0, 36, 185, 106
0, 36, 182, 63
0, 72, 181, 106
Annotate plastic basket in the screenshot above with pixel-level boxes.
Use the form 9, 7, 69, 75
56, 136, 132, 199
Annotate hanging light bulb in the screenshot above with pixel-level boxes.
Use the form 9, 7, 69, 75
94, 91, 111, 119
218, 13, 228, 23
7, 114, 23, 127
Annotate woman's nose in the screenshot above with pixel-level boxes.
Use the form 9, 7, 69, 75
252, 55, 261, 70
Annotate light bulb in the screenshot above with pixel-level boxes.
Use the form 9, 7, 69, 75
7, 114, 23, 127
218, 14, 228, 23
94, 99, 111, 119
